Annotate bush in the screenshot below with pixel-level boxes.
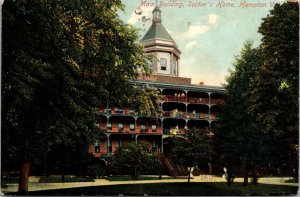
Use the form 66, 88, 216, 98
88, 164, 106, 179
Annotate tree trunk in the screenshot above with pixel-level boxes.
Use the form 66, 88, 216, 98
208, 163, 212, 175
187, 166, 192, 183
18, 161, 31, 194
61, 161, 65, 183
61, 173, 65, 183
243, 163, 248, 186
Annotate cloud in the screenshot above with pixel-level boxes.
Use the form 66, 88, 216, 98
185, 40, 199, 50
207, 14, 220, 25
178, 13, 220, 39
181, 25, 210, 39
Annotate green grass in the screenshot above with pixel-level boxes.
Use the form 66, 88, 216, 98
1, 177, 18, 187
38, 176, 94, 183
9, 182, 298, 196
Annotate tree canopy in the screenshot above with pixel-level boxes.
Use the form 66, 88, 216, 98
109, 142, 161, 180
172, 130, 214, 183
215, 41, 265, 185
2, 0, 156, 193
249, 2, 299, 174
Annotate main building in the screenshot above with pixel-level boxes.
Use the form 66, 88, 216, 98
89, 5, 226, 175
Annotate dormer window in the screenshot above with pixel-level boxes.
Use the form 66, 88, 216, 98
160, 58, 167, 71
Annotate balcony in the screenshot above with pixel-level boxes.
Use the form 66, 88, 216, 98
187, 97, 209, 104
99, 107, 137, 116
211, 99, 225, 105
100, 124, 161, 134
163, 95, 186, 102
162, 111, 218, 120
163, 128, 185, 135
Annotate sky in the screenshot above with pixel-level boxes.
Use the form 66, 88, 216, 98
118, 0, 284, 86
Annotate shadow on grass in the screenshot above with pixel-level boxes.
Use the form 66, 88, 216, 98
7, 182, 298, 196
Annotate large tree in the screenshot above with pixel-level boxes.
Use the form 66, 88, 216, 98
2, 0, 154, 193
172, 129, 214, 183
214, 41, 265, 186
249, 2, 299, 176
109, 142, 161, 180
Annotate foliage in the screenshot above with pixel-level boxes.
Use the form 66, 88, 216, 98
172, 130, 214, 182
2, 0, 154, 193
87, 164, 106, 179
109, 142, 161, 180
249, 2, 299, 176
214, 41, 265, 186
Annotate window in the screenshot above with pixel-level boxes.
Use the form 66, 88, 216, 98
107, 123, 112, 130
173, 61, 177, 75
147, 59, 153, 70
108, 140, 112, 153
94, 142, 100, 153
95, 146, 100, 153
118, 140, 123, 147
141, 125, 146, 132
130, 124, 135, 131
160, 58, 167, 71
118, 124, 123, 132
152, 125, 157, 132
152, 141, 156, 152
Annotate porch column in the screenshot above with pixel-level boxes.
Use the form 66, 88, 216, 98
161, 136, 164, 153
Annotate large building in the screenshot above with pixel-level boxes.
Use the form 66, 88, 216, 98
89, 5, 226, 175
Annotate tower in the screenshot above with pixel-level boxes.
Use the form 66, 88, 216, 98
140, 5, 181, 77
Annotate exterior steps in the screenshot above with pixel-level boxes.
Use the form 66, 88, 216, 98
158, 153, 188, 177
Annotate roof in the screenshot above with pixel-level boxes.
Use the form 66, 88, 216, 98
141, 22, 175, 42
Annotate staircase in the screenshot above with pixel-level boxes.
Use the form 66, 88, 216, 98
158, 153, 189, 177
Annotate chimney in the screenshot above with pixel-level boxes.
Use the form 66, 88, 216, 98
199, 81, 204, 86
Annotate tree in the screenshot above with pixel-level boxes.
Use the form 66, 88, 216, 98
172, 129, 214, 183
249, 2, 299, 177
2, 0, 154, 193
214, 41, 265, 186
109, 142, 161, 180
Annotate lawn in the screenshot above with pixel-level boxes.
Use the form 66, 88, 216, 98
1, 176, 94, 187
9, 182, 298, 196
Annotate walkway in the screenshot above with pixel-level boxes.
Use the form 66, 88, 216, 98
1, 176, 298, 194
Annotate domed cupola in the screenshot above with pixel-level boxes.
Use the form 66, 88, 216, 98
141, 6, 181, 77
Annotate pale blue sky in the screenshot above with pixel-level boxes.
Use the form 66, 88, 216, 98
118, 0, 283, 86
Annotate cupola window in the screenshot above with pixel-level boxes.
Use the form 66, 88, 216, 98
160, 58, 167, 71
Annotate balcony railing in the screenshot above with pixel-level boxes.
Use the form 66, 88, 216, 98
162, 111, 218, 120
100, 124, 161, 134
163, 95, 186, 102
163, 128, 185, 135
211, 99, 225, 105
187, 97, 209, 104
162, 96, 224, 105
